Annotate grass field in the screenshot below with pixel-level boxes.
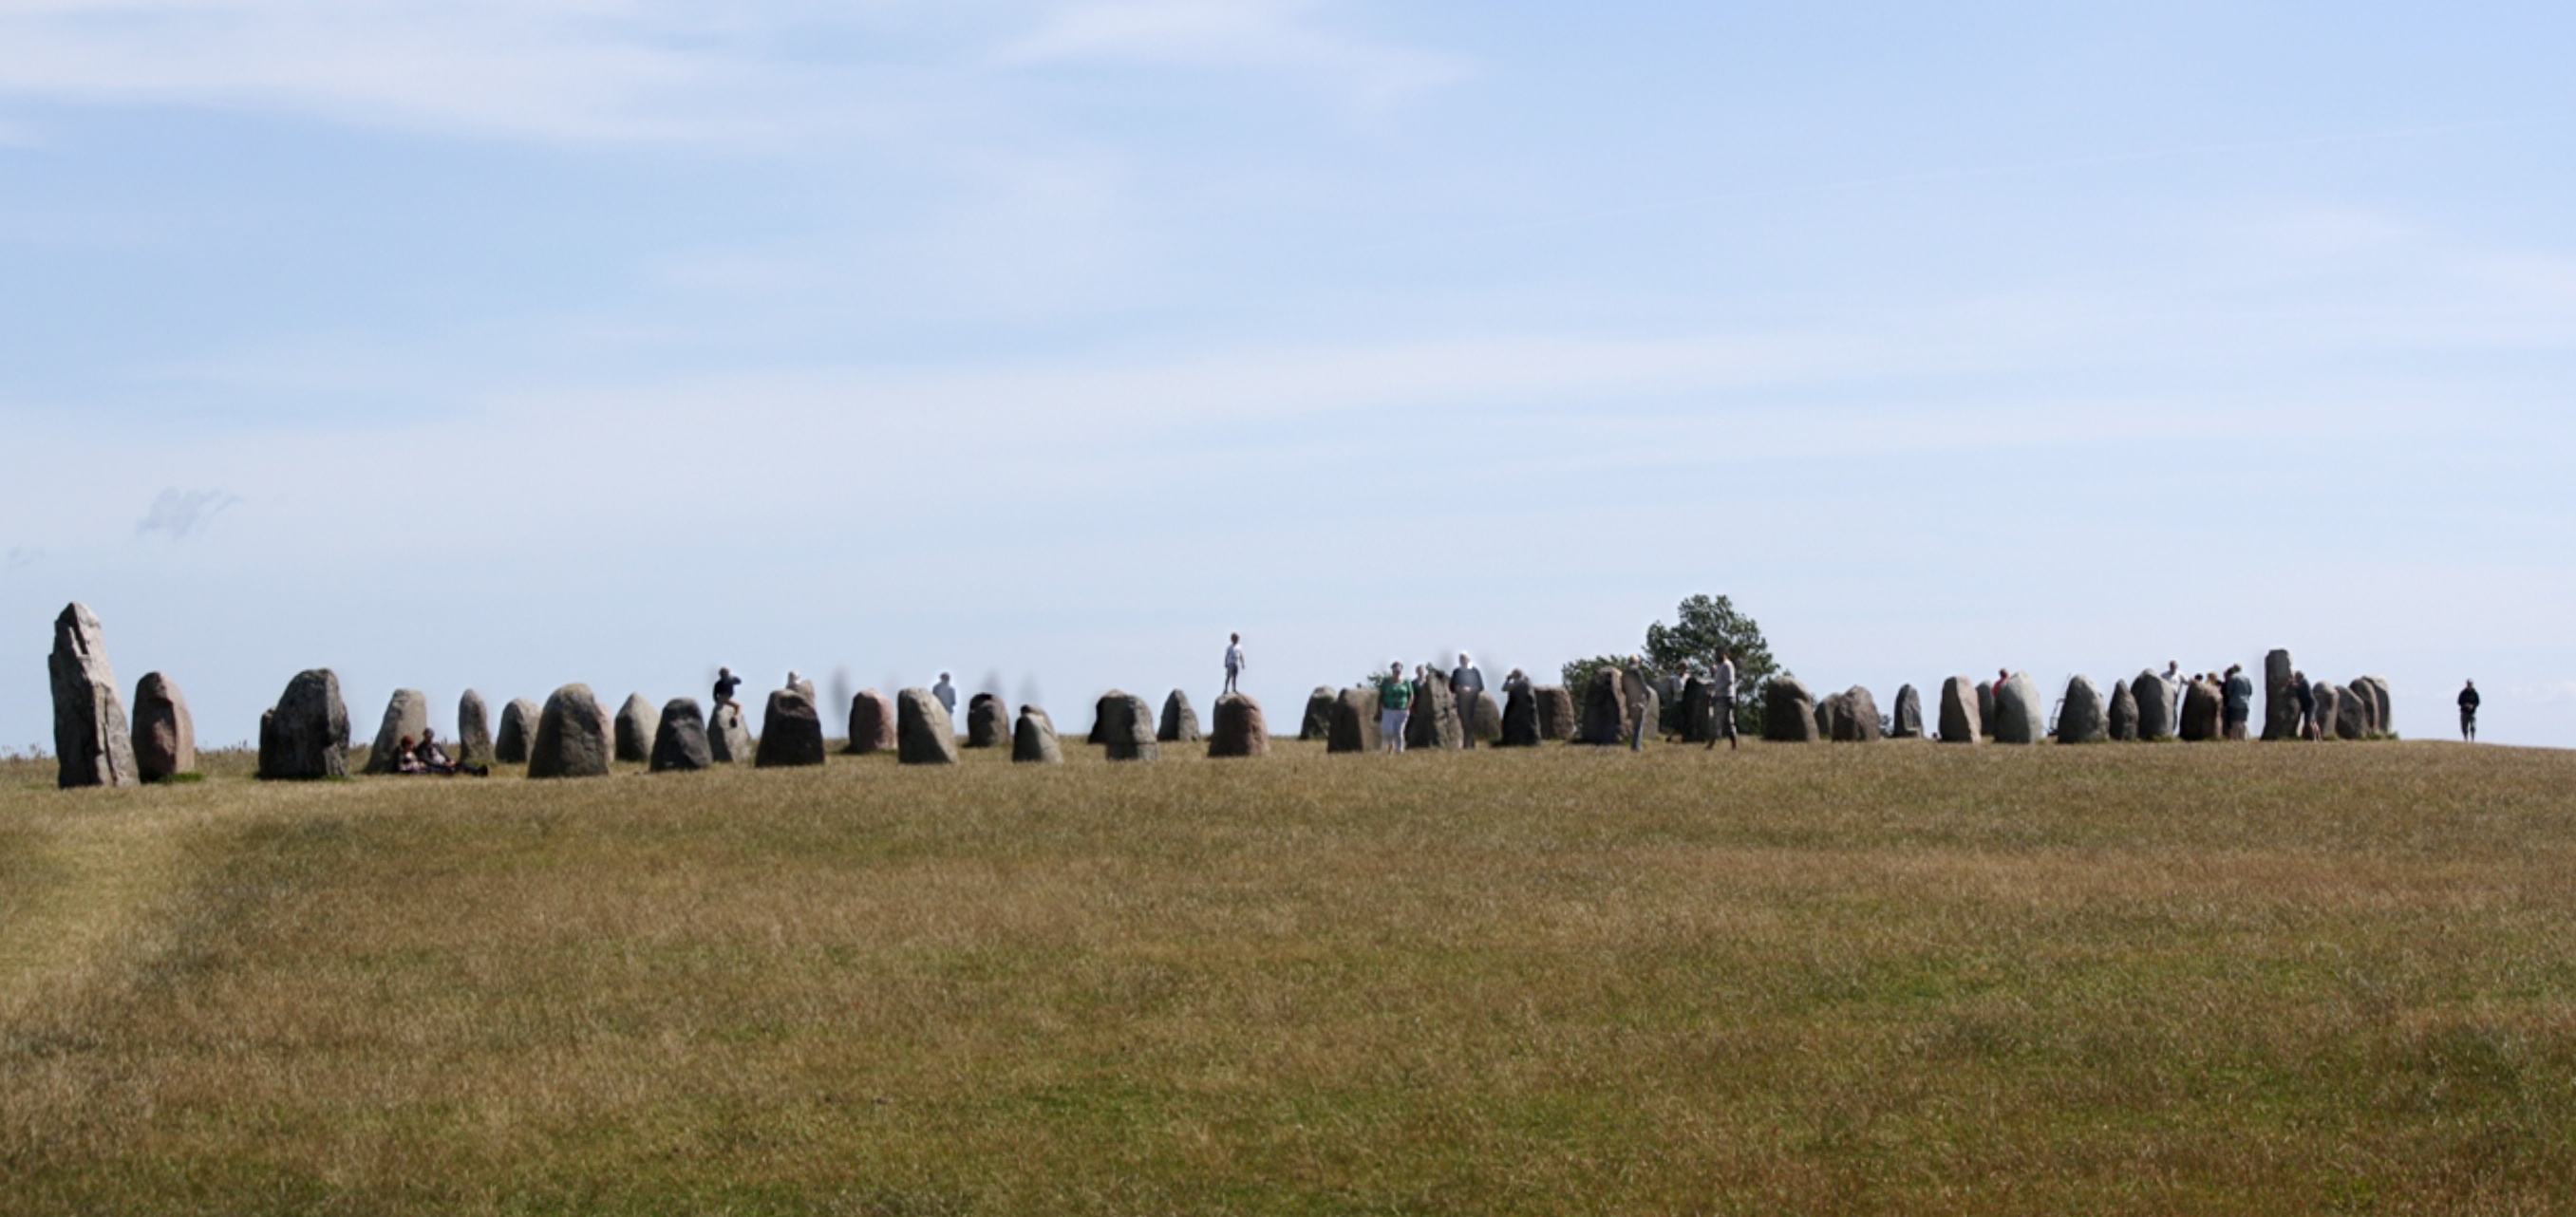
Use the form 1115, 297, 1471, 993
3, 737, 2571, 1215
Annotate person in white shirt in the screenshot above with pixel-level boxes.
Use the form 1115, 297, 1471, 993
1450, 652, 1485, 748
1704, 648, 1739, 751
1223, 633, 1246, 695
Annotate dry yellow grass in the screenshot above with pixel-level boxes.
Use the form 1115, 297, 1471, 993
3, 737, 2572, 1214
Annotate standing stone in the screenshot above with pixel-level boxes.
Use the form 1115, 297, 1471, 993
649, 698, 714, 772
1469, 690, 1504, 743
967, 692, 1011, 749
364, 688, 433, 774
130, 672, 195, 782
756, 688, 827, 768
1579, 669, 1628, 745
1100, 691, 1158, 761
1500, 684, 1541, 747
1300, 687, 1336, 740
1814, 701, 1833, 739
2310, 683, 2341, 740
2357, 676, 2393, 738
846, 690, 896, 755
1208, 693, 1269, 758
2331, 683, 2368, 740
1976, 682, 1997, 739
2108, 680, 2139, 741
1890, 684, 1924, 739
1991, 674, 2044, 744
708, 702, 754, 762
1829, 686, 1882, 742
1089, 691, 1129, 745
1158, 690, 1203, 743
1681, 676, 1720, 743
613, 694, 659, 763
47, 604, 137, 789
898, 687, 963, 764
1938, 677, 1982, 744
457, 690, 493, 766
2132, 670, 2177, 740
2179, 679, 2225, 741
495, 698, 540, 764
2057, 676, 2106, 743
1327, 686, 1381, 754
2262, 650, 2300, 741
1622, 668, 1660, 745
261, 668, 350, 780
1405, 669, 1464, 751
1535, 686, 1577, 741
1012, 705, 1063, 763
1763, 676, 1820, 743
528, 684, 611, 778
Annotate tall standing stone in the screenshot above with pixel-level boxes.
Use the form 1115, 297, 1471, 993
756, 688, 827, 768
261, 668, 349, 780
1763, 676, 1819, 743
1012, 705, 1063, 763
846, 690, 896, 755
1089, 691, 1128, 745
613, 694, 659, 763
364, 688, 433, 774
2132, 670, 2176, 740
1405, 669, 1465, 751
1327, 686, 1381, 754
1158, 690, 1203, 744
47, 604, 137, 789
2310, 683, 2341, 740
2262, 650, 2299, 741
1300, 687, 1336, 740
528, 684, 611, 778
898, 687, 962, 764
2179, 679, 2225, 741
496, 698, 540, 764
1580, 669, 1628, 746
1623, 668, 1661, 745
2357, 677, 2393, 738
1682, 677, 1723, 743
1469, 690, 1503, 744
2108, 680, 2139, 741
2335, 682, 2371, 740
649, 698, 714, 773
130, 672, 195, 782
967, 692, 1011, 749
1890, 684, 1924, 739
1829, 686, 1882, 742
457, 690, 493, 766
1976, 682, 1997, 739
708, 702, 754, 762
1100, 691, 1158, 761
1500, 684, 1541, 747
2057, 676, 2106, 743
1535, 686, 1577, 741
1208, 693, 1269, 758
1991, 674, 2044, 744
1938, 676, 1982, 744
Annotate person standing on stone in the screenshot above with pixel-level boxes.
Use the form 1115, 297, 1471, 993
1223, 633, 1246, 695
713, 667, 743, 715
933, 673, 958, 723
2222, 665, 2255, 741
1704, 647, 1740, 752
2458, 680, 2480, 741
1451, 653, 1485, 749
1377, 662, 1413, 753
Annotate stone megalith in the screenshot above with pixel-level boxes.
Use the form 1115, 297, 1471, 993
495, 698, 540, 764
364, 688, 433, 774
1300, 687, 1336, 740
48, 603, 137, 789
2334, 683, 2370, 740
2262, 650, 2300, 741
967, 692, 1011, 749
1991, 674, 2044, 744
1500, 684, 1542, 747
1814, 701, 1833, 739
1089, 691, 1127, 745
1158, 690, 1203, 743
1579, 669, 1628, 745
845, 690, 896, 755
260, 668, 350, 780
649, 698, 713, 772
458, 690, 493, 765
756, 688, 826, 768
1937, 676, 1982, 744
2357, 677, 2393, 737
1535, 686, 1577, 741
897, 687, 962, 764
528, 684, 611, 778
1012, 705, 1063, 763
1327, 686, 1381, 754
2108, 680, 2139, 740
1763, 676, 1820, 743
1100, 691, 1158, 761
1976, 682, 1997, 739
613, 694, 659, 763
2309, 683, 2341, 740
1470, 690, 1504, 744
1623, 669, 1661, 745
2132, 670, 2176, 740
2179, 679, 2224, 741
1829, 685, 1883, 742
131, 672, 196, 782
708, 702, 754, 762
1405, 669, 1465, 751
1209, 693, 1269, 758
1890, 684, 1924, 739
2057, 676, 2106, 743
1681, 676, 1718, 743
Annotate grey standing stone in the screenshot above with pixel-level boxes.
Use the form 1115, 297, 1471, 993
2262, 650, 2299, 741
613, 694, 659, 763
1623, 668, 1660, 744
1500, 684, 1542, 747
846, 690, 896, 755
1012, 705, 1063, 763
1300, 687, 1336, 740
1535, 686, 1577, 741
649, 698, 713, 772
457, 690, 493, 766
1327, 686, 1381, 754
1976, 682, 1997, 739
528, 684, 611, 778
1470, 690, 1503, 743
1814, 701, 1833, 739
2132, 670, 2176, 740
1580, 669, 1628, 746
2357, 676, 2393, 738
1088, 691, 1127, 745
1991, 674, 2044, 744
967, 692, 1011, 749
261, 668, 349, 780
1681, 676, 1720, 743
1158, 690, 1203, 743
1100, 691, 1158, 761
2179, 679, 2224, 741
708, 702, 754, 762
495, 698, 540, 764
1938, 676, 1982, 744
898, 687, 962, 764
131, 671, 195, 782
2309, 683, 2341, 740
1405, 669, 1465, 751
755, 688, 827, 768
47, 603, 137, 789
1763, 676, 1819, 743
364, 688, 433, 774
1829, 685, 1882, 742
1209, 693, 1269, 758
2108, 680, 2139, 741
2333, 683, 2369, 740
2057, 676, 2106, 743
1890, 684, 1924, 739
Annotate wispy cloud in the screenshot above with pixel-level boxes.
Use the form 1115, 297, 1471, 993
135, 487, 239, 539
996, 0, 1461, 104
3, 546, 37, 571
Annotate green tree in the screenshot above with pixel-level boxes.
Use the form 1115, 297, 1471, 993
1643, 594, 1780, 736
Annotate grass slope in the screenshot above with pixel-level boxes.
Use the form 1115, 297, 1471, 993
3, 740, 2572, 1215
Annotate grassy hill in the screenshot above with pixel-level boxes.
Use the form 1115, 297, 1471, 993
3, 738, 2571, 1214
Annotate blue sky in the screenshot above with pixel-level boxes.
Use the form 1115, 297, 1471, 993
4, 0, 2571, 749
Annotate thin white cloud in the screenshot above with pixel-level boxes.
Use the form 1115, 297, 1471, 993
994, 0, 1460, 103
135, 487, 239, 539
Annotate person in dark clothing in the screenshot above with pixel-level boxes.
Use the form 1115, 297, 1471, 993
713, 666, 743, 715
2458, 681, 2480, 741
2293, 671, 2316, 740
2222, 665, 2255, 740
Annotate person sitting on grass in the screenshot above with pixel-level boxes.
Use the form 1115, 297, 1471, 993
394, 736, 428, 775
410, 728, 489, 777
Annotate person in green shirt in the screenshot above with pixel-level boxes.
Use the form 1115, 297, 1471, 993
1377, 661, 1413, 753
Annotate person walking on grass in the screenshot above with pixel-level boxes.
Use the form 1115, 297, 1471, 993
2223, 664, 2255, 740
1223, 633, 1246, 696
1703, 647, 1739, 752
1377, 662, 1413, 753
2459, 680, 2480, 741
1452, 652, 1485, 748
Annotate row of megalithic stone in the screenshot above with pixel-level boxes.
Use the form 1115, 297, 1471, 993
46, 601, 2392, 789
